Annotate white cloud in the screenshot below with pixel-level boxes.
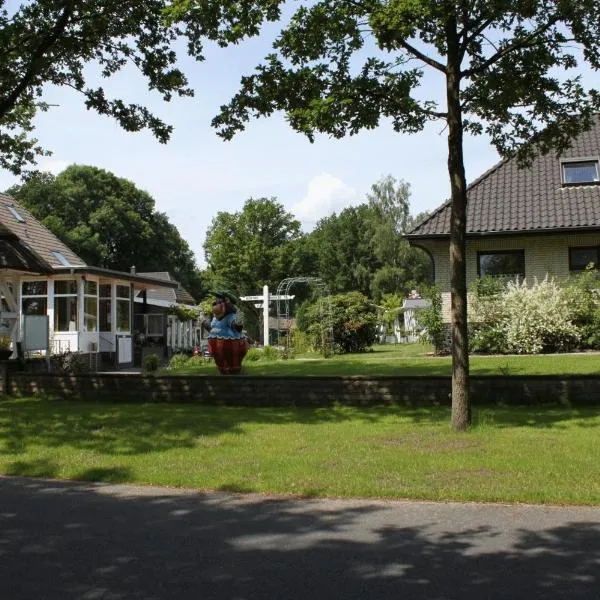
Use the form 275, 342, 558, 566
36, 157, 70, 175
292, 173, 360, 231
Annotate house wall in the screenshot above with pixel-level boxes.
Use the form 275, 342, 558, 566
418, 232, 600, 322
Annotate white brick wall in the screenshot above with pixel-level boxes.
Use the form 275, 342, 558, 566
415, 232, 600, 322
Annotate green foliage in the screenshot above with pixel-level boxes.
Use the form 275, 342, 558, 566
7, 165, 205, 300
242, 345, 283, 363
167, 353, 191, 370
418, 287, 446, 353
143, 353, 161, 373
203, 197, 306, 294
562, 267, 600, 349
299, 291, 377, 354
0, 1, 209, 174
469, 277, 582, 354
167, 305, 201, 322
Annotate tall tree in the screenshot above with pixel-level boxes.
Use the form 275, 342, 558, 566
310, 205, 377, 296
366, 175, 432, 301
175, 0, 600, 430
7, 165, 204, 300
203, 197, 305, 294
0, 1, 211, 174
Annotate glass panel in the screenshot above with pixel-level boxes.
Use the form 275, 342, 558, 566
116, 285, 130, 299
84, 280, 98, 296
22, 281, 47, 296
563, 161, 599, 184
570, 247, 599, 271
51, 250, 71, 266
116, 299, 130, 332
147, 314, 163, 335
84, 297, 98, 332
99, 298, 111, 332
54, 280, 77, 295
479, 251, 525, 278
99, 284, 111, 298
54, 296, 78, 331
22, 297, 47, 315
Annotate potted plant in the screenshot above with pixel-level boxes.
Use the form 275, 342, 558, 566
0, 334, 12, 360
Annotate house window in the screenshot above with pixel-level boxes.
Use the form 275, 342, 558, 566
54, 279, 78, 332
116, 284, 131, 332
84, 280, 98, 332
569, 247, 599, 272
22, 280, 47, 315
8, 205, 25, 223
51, 250, 71, 266
562, 160, 599, 185
478, 250, 525, 280
99, 284, 111, 332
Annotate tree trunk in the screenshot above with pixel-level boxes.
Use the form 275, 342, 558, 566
445, 14, 470, 431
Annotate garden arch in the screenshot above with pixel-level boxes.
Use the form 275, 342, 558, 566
275, 277, 334, 354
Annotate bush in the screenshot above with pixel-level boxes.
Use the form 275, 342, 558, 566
245, 345, 282, 362
143, 353, 160, 373
167, 353, 190, 370
418, 286, 446, 353
469, 276, 580, 354
299, 291, 377, 354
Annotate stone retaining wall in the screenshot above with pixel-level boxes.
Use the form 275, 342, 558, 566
3, 370, 600, 406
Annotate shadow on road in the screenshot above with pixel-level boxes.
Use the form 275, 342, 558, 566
0, 476, 598, 599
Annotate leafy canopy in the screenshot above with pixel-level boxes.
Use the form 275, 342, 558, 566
173, 0, 600, 161
0, 0, 206, 174
7, 165, 204, 300
203, 197, 305, 294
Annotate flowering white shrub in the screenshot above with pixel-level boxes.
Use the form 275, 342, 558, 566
469, 276, 580, 354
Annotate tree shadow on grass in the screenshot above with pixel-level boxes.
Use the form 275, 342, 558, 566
0, 475, 599, 600
0, 397, 598, 462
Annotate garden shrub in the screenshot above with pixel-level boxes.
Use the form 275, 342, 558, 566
469, 276, 580, 354
245, 345, 281, 362
562, 267, 600, 350
299, 291, 377, 354
418, 286, 446, 353
469, 276, 508, 353
167, 353, 190, 370
143, 353, 161, 373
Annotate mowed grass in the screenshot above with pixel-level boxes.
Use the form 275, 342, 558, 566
166, 343, 600, 376
1, 396, 599, 505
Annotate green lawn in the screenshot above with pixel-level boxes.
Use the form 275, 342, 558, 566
165, 343, 600, 376
2, 396, 599, 505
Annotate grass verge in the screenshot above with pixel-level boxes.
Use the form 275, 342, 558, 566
1, 397, 599, 505
164, 344, 600, 376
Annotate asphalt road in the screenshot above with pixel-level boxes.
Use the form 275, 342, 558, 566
1, 476, 599, 599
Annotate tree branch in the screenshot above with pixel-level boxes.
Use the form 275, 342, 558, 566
0, 0, 78, 119
462, 16, 560, 79
397, 39, 446, 73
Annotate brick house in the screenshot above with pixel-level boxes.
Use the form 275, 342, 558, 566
0, 194, 178, 368
406, 116, 600, 322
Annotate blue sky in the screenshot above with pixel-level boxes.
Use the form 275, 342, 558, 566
0, 10, 586, 268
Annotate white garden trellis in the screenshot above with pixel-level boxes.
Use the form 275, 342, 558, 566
275, 277, 334, 354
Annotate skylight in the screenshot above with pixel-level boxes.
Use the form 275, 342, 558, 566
8, 205, 25, 223
51, 250, 71, 266
562, 159, 600, 185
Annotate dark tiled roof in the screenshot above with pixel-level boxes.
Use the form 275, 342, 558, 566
407, 117, 600, 238
0, 194, 86, 267
137, 271, 196, 305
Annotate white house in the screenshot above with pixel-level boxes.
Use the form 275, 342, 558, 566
0, 194, 178, 368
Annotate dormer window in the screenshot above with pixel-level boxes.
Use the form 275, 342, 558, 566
51, 250, 71, 266
8, 205, 25, 223
561, 159, 599, 185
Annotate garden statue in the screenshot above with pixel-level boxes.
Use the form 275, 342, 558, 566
202, 290, 248, 374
